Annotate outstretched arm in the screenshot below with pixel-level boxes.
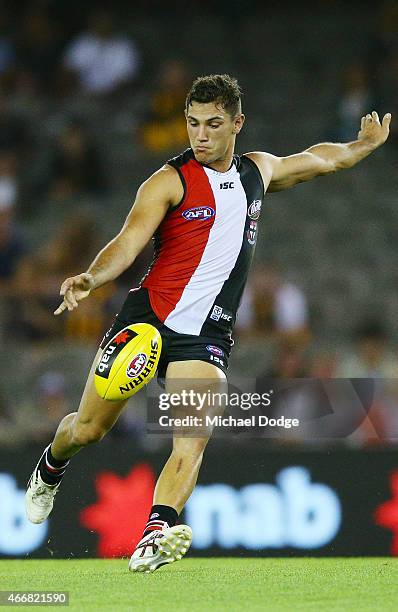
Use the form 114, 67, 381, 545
54, 165, 183, 315
247, 111, 391, 192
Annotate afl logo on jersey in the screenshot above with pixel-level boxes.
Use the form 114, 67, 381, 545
248, 199, 262, 220
182, 206, 215, 221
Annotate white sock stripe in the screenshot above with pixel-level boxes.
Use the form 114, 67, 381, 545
145, 520, 168, 528
41, 466, 67, 480
45, 455, 69, 471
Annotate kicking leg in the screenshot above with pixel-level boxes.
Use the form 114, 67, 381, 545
26, 348, 128, 523
51, 348, 129, 459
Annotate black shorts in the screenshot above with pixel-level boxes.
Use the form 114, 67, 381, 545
100, 288, 231, 379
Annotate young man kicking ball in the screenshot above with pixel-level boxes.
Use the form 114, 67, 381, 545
26, 74, 391, 572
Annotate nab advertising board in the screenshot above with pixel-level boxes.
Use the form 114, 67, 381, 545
0, 443, 397, 558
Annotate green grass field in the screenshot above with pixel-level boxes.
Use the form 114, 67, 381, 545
0, 558, 397, 611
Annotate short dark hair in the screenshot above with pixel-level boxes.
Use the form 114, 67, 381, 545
185, 74, 242, 118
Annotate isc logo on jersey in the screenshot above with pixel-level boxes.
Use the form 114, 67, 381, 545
94, 323, 162, 401
210, 305, 232, 322
182, 206, 215, 221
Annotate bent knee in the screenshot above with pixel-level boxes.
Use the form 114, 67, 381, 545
71, 421, 108, 446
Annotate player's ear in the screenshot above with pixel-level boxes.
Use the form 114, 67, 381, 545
233, 113, 245, 134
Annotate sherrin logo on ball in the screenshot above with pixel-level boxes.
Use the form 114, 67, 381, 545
94, 323, 162, 401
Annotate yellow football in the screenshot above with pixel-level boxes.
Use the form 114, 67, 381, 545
94, 323, 162, 401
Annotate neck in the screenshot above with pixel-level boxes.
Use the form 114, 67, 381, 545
207, 156, 234, 172
201, 138, 236, 173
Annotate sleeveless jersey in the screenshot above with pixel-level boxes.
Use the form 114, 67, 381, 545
141, 148, 264, 341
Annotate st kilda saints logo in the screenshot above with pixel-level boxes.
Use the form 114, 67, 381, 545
248, 199, 261, 220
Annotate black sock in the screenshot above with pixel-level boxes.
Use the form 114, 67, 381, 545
38, 444, 70, 486
143, 504, 178, 537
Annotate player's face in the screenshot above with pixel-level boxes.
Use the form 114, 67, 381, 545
185, 101, 244, 164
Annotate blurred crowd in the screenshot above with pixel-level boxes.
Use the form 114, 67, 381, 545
329, 3, 398, 143
1, 1, 398, 449
0, 2, 191, 344
2, 256, 398, 450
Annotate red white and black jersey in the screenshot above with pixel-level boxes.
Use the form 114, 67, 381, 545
141, 148, 264, 342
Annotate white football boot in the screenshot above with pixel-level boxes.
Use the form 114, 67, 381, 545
129, 525, 192, 573
25, 459, 60, 524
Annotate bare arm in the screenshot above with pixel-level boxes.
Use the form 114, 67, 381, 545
54, 164, 183, 315
247, 111, 391, 192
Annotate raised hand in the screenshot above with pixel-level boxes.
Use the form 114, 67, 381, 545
54, 272, 95, 315
358, 111, 391, 148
